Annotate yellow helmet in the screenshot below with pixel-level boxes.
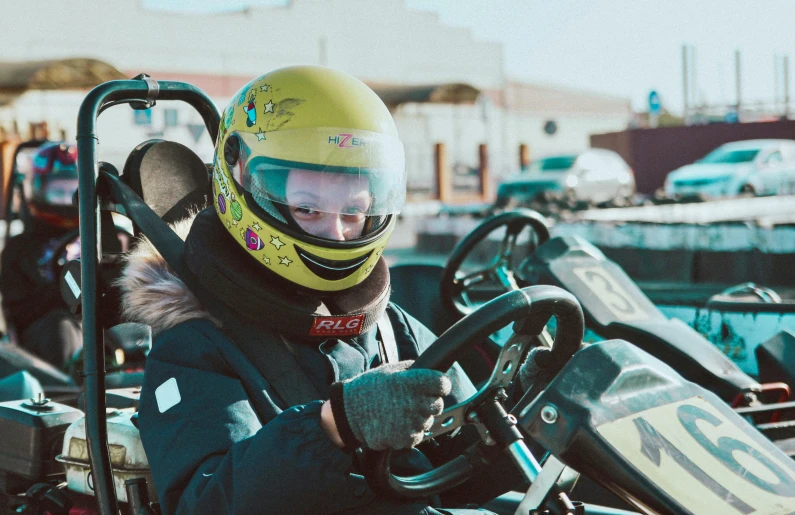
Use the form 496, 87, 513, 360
212, 66, 406, 292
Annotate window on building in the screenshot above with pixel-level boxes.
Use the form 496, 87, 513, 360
164, 109, 179, 128
133, 109, 152, 126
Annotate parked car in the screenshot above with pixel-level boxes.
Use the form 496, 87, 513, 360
496, 149, 635, 206
664, 139, 795, 197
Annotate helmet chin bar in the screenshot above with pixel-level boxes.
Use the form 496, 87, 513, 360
183, 208, 393, 338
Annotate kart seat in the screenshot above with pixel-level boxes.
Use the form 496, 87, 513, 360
121, 139, 211, 224
99, 140, 211, 373
389, 263, 458, 336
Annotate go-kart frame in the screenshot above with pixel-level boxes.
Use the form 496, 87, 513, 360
75, 75, 219, 514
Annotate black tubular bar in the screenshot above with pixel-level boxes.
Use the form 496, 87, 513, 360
76, 79, 220, 515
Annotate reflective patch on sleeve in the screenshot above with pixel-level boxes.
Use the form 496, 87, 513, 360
155, 377, 181, 413
64, 270, 81, 299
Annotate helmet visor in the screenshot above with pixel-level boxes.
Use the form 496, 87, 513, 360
235, 128, 406, 241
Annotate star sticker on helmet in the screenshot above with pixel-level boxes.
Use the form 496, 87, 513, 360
279, 256, 292, 266
226, 221, 231, 228
232, 219, 239, 226
262, 256, 271, 265
270, 236, 285, 249
252, 221, 262, 231
259, 84, 270, 92
264, 100, 275, 114
365, 264, 374, 274
255, 128, 266, 141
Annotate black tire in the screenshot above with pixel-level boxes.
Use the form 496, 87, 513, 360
739, 184, 756, 195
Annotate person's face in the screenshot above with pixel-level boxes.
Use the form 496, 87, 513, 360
285, 169, 372, 241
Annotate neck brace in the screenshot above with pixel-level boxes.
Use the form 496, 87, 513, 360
183, 208, 390, 340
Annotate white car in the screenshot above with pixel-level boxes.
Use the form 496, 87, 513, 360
664, 139, 795, 197
497, 149, 635, 205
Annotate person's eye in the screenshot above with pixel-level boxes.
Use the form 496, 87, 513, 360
292, 205, 319, 218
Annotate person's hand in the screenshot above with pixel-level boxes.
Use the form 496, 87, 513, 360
327, 361, 451, 451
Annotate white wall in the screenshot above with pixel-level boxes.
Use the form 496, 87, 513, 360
504, 112, 634, 170
0, 90, 218, 167
1, 0, 631, 197
393, 101, 631, 196
1, 0, 503, 89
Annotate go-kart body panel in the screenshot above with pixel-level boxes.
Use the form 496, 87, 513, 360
522, 235, 760, 399
520, 340, 795, 514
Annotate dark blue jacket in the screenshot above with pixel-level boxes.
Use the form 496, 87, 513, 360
137, 304, 476, 515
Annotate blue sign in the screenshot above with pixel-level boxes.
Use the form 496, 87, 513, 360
133, 109, 152, 126
648, 91, 661, 115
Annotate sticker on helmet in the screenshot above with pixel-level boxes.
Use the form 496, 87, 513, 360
223, 107, 234, 131
262, 98, 305, 131
217, 194, 227, 214
245, 227, 265, 251
230, 194, 243, 221
237, 87, 251, 106
263, 99, 275, 114
215, 164, 232, 198
309, 314, 366, 336
259, 84, 270, 92
270, 236, 285, 250
243, 91, 257, 127
255, 128, 266, 141
279, 256, 292, 266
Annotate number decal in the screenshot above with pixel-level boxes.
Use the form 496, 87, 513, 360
633, 417, 754, 514
677, 404, 795, 497
584, 270, 634, 313
572, 266, 647, 322
598, 397, 795, 514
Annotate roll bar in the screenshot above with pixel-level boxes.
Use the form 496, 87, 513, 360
76, 77, 220, 514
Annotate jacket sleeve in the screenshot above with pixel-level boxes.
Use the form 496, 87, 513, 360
138, 321, 373, 515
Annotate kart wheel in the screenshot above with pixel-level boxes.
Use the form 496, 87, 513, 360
739, 183, 756, 195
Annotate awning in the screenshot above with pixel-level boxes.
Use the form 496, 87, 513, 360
0, 58, 127, 106
371, 83, 481, 108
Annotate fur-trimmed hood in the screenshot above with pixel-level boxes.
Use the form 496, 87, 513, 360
117, 213, 216, 336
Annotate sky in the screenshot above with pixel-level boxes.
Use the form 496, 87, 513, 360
141, 0, 795, 113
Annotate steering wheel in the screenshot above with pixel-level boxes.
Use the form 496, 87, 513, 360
440, 210, 551, 317
365, 285, 584, 498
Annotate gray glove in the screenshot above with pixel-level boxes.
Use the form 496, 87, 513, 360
329, 360, 452, 451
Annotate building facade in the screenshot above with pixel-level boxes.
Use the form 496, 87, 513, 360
1, 0, 632, 197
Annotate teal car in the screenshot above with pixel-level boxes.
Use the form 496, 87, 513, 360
664, 139, 795, 197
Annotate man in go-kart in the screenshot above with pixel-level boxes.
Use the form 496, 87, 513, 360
0, 142, 82, 368
121, 67, 536, 514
